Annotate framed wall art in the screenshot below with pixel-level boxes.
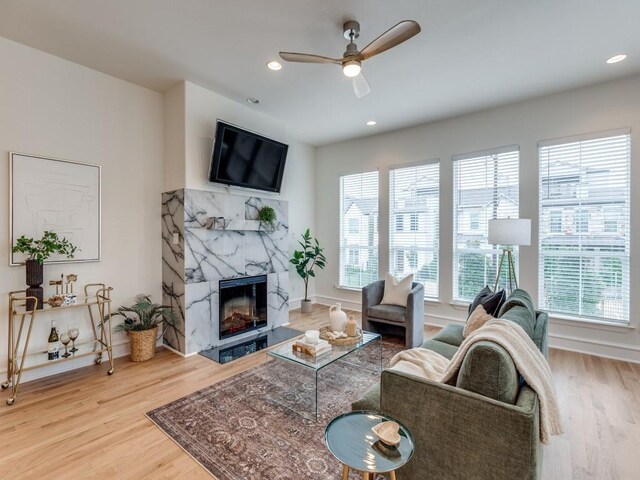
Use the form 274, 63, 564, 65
10, 152, 101, 265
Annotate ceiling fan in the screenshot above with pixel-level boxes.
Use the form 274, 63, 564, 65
279, 20, 421, 98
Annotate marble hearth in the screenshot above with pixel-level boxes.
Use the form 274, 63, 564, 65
162, 188, 289, 355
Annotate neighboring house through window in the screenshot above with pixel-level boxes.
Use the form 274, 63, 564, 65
539, 130, 630, 324
339, 171, 379, 288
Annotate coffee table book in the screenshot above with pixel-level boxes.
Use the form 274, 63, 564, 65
292, 339, 331, 357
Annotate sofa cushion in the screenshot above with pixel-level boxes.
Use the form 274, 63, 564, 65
351, 382, 380, 412
420, 339, 458, 360
463, 305, 494, 338
497, 289, 536, 339
367, 304, 406, 323
456, 340, 520, 404
431, 324, 464, 347
468, 286, 506, 317
532, 311, 549, 357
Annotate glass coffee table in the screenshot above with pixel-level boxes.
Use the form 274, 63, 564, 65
325, 411, 415, 479
266, 331, 382, 420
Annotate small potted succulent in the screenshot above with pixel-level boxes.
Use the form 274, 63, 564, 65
290, 228, 326, 313
12, 231, 78, 309
258, 205, 277, 232
112, 294, 176, 362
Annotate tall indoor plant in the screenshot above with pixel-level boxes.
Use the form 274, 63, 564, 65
112, 294, 176, 362
290, 228, 326, 313
12, 231, 78, 309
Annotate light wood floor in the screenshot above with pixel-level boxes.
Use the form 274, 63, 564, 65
0, 305, 638, 479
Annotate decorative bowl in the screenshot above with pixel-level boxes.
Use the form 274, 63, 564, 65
371, 421, 401, 447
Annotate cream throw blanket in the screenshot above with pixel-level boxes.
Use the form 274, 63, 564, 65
389, 318, 563, 444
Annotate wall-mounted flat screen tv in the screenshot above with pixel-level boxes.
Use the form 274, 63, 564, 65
209, 121, 288, 193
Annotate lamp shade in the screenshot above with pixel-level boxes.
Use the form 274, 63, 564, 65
488, 219, 531, 246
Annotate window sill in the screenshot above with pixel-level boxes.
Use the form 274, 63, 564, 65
548, 314, 635, 332
449, 300, 470, 311
334, 285, 363, 294
334, 285, 442, 305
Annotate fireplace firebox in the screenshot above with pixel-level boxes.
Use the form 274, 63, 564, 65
219, 275, 268, 340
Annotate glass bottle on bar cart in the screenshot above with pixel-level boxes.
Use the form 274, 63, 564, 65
47, 321, 60, 360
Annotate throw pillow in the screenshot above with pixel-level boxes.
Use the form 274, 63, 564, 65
463, 305, 494, 337
468, 286, 506, 318
380, 273, 414, 307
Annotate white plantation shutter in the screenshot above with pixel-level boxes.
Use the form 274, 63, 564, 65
339, 171, 379, 288
389, 162, 440, 299
539, 131, 630, 323
453, 147, 520, 302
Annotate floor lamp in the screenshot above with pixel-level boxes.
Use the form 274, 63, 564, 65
488, 219, 531, 293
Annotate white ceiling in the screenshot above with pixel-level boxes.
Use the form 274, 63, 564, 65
1, 0, 639, 146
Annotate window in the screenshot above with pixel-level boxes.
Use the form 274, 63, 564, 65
340, 171, 379, 288
549, 210, 563, 233
389, 162, 440, 298
395, 215, 404, 231
410, 213, 419, 231
469, 212, 480, 231
453, 147, 519, 302
604, 218, 618, 233
574, 210, 589, 233
395, 250, 405, 273
539, 131, 630, 323
348, 218, 359, 234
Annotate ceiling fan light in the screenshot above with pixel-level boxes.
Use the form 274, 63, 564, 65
343, 60, 361, 78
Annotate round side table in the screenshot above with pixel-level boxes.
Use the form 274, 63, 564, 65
324, 410, 415, 480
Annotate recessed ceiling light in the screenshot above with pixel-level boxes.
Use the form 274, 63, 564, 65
607, 54, 627, 64
246, 97, 260, 104
267, 61, 282, 71
366, 120, 377, 126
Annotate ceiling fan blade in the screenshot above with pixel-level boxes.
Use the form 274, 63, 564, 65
352, 72, 371, 98
359, 20, 421, 60
279, 52, 341, 64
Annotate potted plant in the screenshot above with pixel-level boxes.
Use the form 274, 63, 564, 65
258, 205, 277, 232
112, 294, 176, 362
290, 228, 326, 313
12, 231, 78, 310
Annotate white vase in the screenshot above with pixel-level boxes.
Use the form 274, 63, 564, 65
329, 303, 348, 332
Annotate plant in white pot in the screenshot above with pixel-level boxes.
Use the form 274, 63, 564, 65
290, 229, 326, 314
112, 294, 176, 362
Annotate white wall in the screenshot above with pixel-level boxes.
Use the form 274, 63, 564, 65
0, 37, 164, 381
165, 81, 317, 306
315, 74, 640, 363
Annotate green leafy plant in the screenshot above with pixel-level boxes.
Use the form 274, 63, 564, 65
112, 294, 177, 333
290, 228, 326, 302
258, 205, 277, 231
12, 230, 78, 264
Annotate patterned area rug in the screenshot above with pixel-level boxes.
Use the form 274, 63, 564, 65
147, 338, 404, 480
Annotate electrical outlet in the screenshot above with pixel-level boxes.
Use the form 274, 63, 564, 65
172, 232, 180, 244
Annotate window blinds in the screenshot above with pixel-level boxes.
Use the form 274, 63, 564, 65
339, 171, 379, 288
452, 147, 520, 302
389, 162, 440, 299
538, 131, 630, 323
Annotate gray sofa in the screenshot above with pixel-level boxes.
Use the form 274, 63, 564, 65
362, 280, 424, 348
353, 289, 549, 480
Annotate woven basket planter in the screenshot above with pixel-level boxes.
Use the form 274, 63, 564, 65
129, 326, 158, 362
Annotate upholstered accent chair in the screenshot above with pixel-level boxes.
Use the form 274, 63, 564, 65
361, 280, 424, 348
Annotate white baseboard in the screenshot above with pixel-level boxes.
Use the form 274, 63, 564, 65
314, 294, 360, 311
315, 291, 640, 364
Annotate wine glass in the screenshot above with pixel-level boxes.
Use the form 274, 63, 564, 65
60, 331, 71, 358
68, 324, 80, 353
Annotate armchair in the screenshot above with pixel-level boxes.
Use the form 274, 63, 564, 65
361, 280, 424, 348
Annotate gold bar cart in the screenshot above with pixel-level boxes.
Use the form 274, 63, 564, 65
2, 283, 114, 405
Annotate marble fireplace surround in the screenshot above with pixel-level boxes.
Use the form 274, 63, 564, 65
162, 188, 290, 356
